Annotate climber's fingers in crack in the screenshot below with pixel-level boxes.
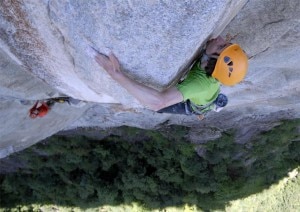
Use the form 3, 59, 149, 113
108, 52, 121, 71
95, 53, 114, 72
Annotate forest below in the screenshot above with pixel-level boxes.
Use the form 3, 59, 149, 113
0, 119, 299, 211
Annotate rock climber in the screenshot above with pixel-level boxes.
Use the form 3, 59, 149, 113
29, 97, 78, 118
29, 100, 52, 118
93, 36, 248, 117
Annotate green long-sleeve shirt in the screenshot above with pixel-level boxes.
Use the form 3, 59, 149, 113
176, 62, 220, 106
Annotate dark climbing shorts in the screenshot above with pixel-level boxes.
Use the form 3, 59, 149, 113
157, 94, 228, 116
157, 100, 194, 115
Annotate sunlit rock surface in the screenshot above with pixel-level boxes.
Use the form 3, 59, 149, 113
1, 0, 300, 158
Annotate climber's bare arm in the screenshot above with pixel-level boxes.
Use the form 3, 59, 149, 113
95, 52, 183, 111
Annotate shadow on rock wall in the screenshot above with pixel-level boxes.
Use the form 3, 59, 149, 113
0, 119, 299, 211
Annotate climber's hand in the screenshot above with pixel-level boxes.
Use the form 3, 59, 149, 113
109, 53, 121, 73
95, 52, 123, 80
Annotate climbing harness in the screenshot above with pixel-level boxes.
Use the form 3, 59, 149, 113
189, 93, 228, 120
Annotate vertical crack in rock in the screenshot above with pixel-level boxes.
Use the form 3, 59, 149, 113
249, 47, 270, 59
263, 19, 285, 28
46, 0, 76, 68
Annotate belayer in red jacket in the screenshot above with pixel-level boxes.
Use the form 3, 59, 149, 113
29, 101, 51, 118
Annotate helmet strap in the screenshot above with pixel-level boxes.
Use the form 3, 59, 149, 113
200, 52, 209, 64
207, 54, 219, 59
201, 51, 219, 62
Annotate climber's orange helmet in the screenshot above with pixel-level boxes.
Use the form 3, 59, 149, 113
212, 44, 248, 86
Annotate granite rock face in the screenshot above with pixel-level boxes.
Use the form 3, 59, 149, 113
0, 0, 247, 105
1, 0, 300, 158
70, 0, 300, 142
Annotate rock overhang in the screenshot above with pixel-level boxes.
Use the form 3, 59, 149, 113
1, 0, 247, 107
